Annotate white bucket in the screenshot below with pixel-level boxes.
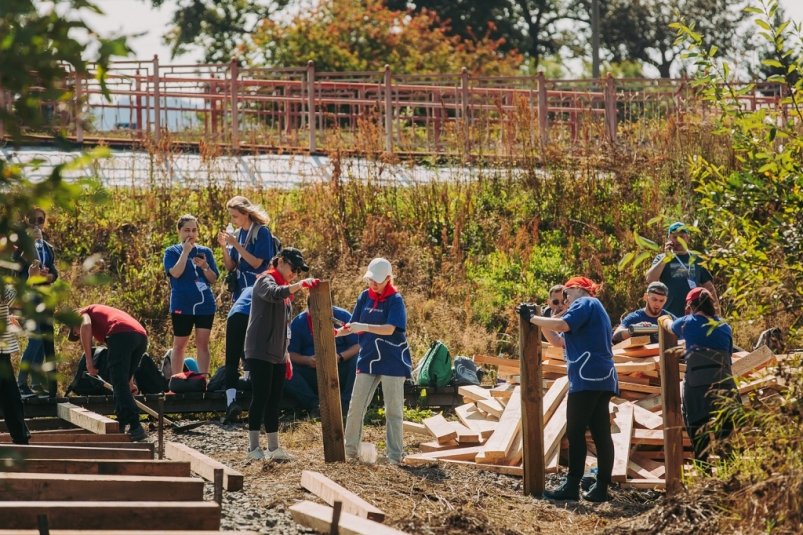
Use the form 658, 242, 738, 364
358, 442, 378, 464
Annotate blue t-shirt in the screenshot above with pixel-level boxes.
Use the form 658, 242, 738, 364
288, 307, 359, 356
621, 308, 676, 344
651, 253, 713, 317
228, 286, 253, 318
561, 296, 618, 394
229, 225, 276, 300
350, 290, 411, 377
671, 314, 733, 358
164, 244, 219, 315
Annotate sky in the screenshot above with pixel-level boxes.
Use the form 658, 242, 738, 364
88, 0, 803, 68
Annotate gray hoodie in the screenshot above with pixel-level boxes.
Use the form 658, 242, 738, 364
243, 273, 292, 364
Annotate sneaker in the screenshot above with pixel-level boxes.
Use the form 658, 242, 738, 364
266, 447, 293, 462
246, 447, 265, 461
128, 426, 148, 442
18, 385, 35, 399
543, 476, 581, 501
223, 402, 242, 424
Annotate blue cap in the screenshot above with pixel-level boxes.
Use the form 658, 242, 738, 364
668, 222, 687, 234
183, 357, 199, 373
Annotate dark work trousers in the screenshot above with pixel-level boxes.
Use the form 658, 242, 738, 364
247, 358, 285, 433
683, 380, 739, 463
225, 313, 249, 390
106, 331, 148, 430
566, 390, 615, 484
1, 353, 30, 444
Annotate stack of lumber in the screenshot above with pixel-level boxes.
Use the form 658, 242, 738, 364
404, 344, 788, 490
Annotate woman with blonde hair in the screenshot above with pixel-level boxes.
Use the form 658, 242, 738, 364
218, 196, 277, 300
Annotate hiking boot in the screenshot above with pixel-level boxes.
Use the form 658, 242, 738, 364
583, 482, 611, 503
543, 476, 581, 501
266, 447, 293, 462
223, 402, 242, 424
128, 426, 148, 442
246, 447, 265, 461
18, 385, 35, 399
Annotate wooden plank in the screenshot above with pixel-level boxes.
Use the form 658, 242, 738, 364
634, 394, 662, 412
301, 470, 385, 522
542, 343, 564, 360
614, 359, 659, 374
0, 417, 77, 433
402, 421, 432, 437
474, 354, 520, 370
403, 446, 487, 466
422, 414, 458, 445
457, 385, 493, 402
611, 403, 634, 482
31, 442, 155, 455
290, 500, 408, 535
613, 335, 651, 350
0, 473, 203, 501
0, 532, 257, 535
490, 383, 516, 400
0, 502, 220, 530
658, 320, 684, 497
542, 376, 569, 425
450, 421, 481, 444
418, 440, 460, 452
543, 396, 568, 462
620, 478, 666, 489
0, 459, 190, 477
0, 433, 131, 444
627, 459, 658, 480
616, 399, 663, 429
309, 282, 346, 463
482, 386, 521, 461
738, 376, 779, 395
435, 458, 524, 476
618, 382, 661, 394
475, 397, 504, 418
56, 403, 118, 434
454, 403, 497, 439
0, 444, 151, 460
165, 441, 243, 491
732, 345, 775, 377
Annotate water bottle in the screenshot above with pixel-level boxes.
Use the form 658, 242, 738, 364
226, 223, 235, 235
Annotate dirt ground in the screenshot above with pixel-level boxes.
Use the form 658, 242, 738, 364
168, 419, 662, 534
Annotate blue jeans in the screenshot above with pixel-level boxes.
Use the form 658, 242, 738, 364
284, 357, 357, 413
344, 373, 405, 462
17, 333, 45, 389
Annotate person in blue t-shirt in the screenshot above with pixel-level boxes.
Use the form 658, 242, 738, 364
336, 258, 410, 465
221, 286, 253, 423
612, 281, 675, 344
671, 287, 737, 465
217, 196, 277, 301
164, 214, 219, 375
286, 304, 360, 416
523, 276, 618, 503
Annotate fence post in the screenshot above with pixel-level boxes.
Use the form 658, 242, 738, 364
537, 71, 548, 147
0, 87, 5, 139
384, 65, 393, 154
74, 70, 84, 143
135, 70, 143, 139
153, 55, 161, 143
604, 73, 617, 143
460, 67, 470, 155
230, 59, 239, 150
520, 308, 545, 497
307, 61, 316, 153
658, 316, 684, 497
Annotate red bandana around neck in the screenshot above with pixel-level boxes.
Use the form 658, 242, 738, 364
260, 268, 294, 300
368, 283, 398, 310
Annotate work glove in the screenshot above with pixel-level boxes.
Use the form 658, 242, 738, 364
516, 302, 536, 321
301, 278, 320, 289
285, 358, 293, 380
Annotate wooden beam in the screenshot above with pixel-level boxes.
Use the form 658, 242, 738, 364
454, 403, 496, 438
422, 414, 457, 445
404, 446, 485, 465
615, 399, 663, 429
0, 472, 203, 501
309, 281, 346, 463
56, 403, 119, 434
0, 433, 131, 444
731, 345, 775, 377
620, 478, 666, 489
450, 422, 481, 444
613, 335, 651, 350
457, 385, 492, 402
418, 440, 459, 452
0, 444, 151, 460
0, 458, 190, 477
543, 396, 568, 462
0, 531, 257, 535
0, 417, 76, 433
290, 500, 408, 535
30, 442, 155, 454
611, 403, 634, 482
165, 441, 243, 491
0, 502, 220, 530
634, 394, 662, 412
542, 376, 569, 425
482, 386, 521, 462
658, 320, 684, 497
618, 382, 661, 394
473, 354, 520, 370
475, 397, 504, 418
300, 470, 385, 522
402, 421, 431, 437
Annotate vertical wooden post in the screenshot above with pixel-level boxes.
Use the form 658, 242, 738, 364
604, 73, 617, 143
153, 55, 161, 143
329, 501, 342, 535
460, 67, 470, 155
536, 71, 548, 147
157, 395, 165, 460
307, 61, 317, 153
74, 70, 84, 143
230, 59, 239, 150
213, 468, 224, 505
383, 65, 393, 154
520, 309, 544, 497
658, 316, 683, 496
309, 281, 346, 463
135, 70, 143, 139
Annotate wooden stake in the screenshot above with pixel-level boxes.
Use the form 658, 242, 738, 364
658, 317, 684, 497
330, 501, 342, 535
158, 395, 165, 460
214, 468, 224, 505
309, 281, 346, 463
519, 310, 544, 497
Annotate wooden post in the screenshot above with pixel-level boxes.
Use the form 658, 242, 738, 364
37, 513, 49, 535
157, 395, 165, 460
153, 55, 161, 143
135, 70, 143, 139
536, 71, 548, 147
520, 308, 544, 497
604, 73, 617, 143
309, 281, 346, 462
658, 316, 683, 496
213, 468, 224, 505
74, 70, 83, 143
460, 67, 470, 155
230, 59, 239, 150
329, 501, 342, 535
383, 65, 393, 154
307, 61, 317, 153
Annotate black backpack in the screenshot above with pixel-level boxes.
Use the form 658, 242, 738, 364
66, 346, 111, 396
134, 353, 167, 394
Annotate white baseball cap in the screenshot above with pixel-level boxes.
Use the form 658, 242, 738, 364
363, 257, 392, 283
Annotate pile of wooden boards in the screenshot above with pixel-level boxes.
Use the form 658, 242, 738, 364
0, 403, 251, 534
403, 343, 789, 490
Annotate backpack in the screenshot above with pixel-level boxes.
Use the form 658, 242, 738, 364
168, 371, 207, 393
134, 353, 167, 394
453, 356, 480, 386
415, 341, 453, 388
66, 346, 110, 396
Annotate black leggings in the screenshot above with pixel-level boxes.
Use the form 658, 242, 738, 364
1, 354, 30, 444
225, 313, 249, 390
246, 359, 285, 433
566, 390, 614, 484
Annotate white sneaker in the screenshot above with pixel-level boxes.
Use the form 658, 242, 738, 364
267, 447, 293, 462
246, 447, 265, 461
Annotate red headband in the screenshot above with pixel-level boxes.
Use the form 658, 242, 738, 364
685, 287, 710, 304
564, 276, 600, 297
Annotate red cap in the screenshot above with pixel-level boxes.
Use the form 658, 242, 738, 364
685, 287, 710, 304
564, 276, 600, 297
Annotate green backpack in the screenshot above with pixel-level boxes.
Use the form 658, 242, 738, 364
416, 341, 453, 388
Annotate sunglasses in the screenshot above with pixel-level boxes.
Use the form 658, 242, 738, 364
34, 216, 45, 225
551, 299, 562, 306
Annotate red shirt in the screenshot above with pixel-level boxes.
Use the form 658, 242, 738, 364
80, 304, 147, 343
